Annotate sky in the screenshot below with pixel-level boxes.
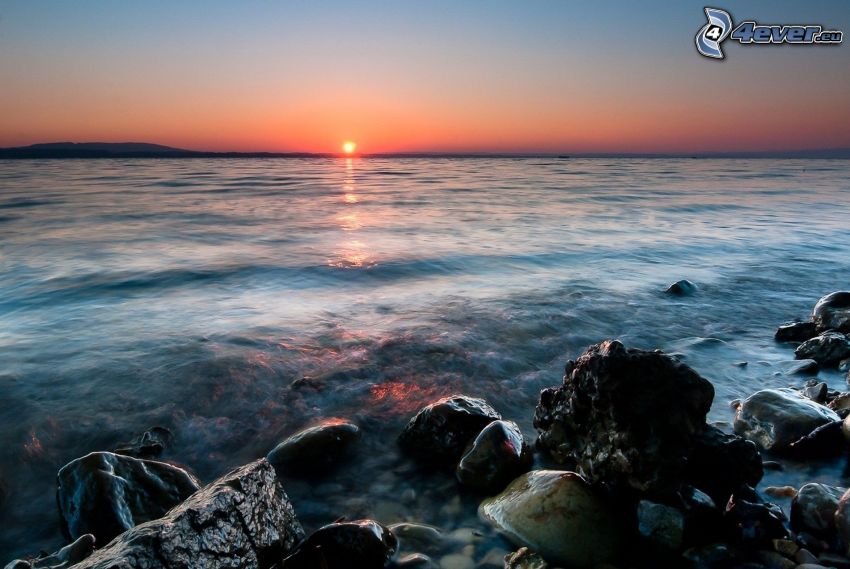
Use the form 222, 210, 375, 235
1, 1, 849, 154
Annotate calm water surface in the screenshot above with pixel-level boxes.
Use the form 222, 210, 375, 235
1, 158, 849, 560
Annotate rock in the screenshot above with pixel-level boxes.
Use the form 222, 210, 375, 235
72, 459, 303, 569
765, 486, 798, 499
399, 395, 501, 462
478, 470, 621, 568
804, 382, 830, 404
57, 451, 200, 544
834, 489, 850, 557
772, 538, 798, 557
796, 332, 850, 367
813, 292, 850, 333
388, 523, 444, 555
114, 427, 174, 459
282, 519, 396, 569
818, 552, 850, 569
637, 500, 685, 550
267, 419, 361, 475
796, 548, 819, 564
503, 548, 549, 569
666, 280, 698, 296
834, 394, 850, 413
788, 420, 845, 458
455, 420, 532, 493
775, 321, 818, 342
437, 553, 473, 569
755, 549, 796, 569
395, 553, 436, 568
723, 495, 788, 545
535, 340, 734, 499
4, 534, 96, 569
733, 388, 840, 452
791, 483, 845, 541
686, 425, 763, 505
682, 542, 738, 568
783, 359, 820, 376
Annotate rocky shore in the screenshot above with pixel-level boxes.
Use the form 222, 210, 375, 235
5, 290, 850, 569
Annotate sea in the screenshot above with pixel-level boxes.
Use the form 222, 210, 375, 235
1, 157, 849, 561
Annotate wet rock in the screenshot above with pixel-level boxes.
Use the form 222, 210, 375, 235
114, 427, 174, 459
282, 519, 396, 569
637, 500, 685, 550
388, 523, 444, 555
73, 459, 303, 569
455, 420, 532, 493
791, 483, 844, 541
724, 495, 788, 545
796, 332, 850, 367
764, 486, 798, 499
503, 547, 549, 569
57, 451, 200, 544
775, 321, 818, 343
834, 489, 850, 557
733, 388, 839, 452
783, 359, 820, 376
814, 292, 850, 334
804, 382, 830, 404
830, 393, 850, 413
686, 425, 763, 505
478, 470, 621, 568
666, 280, 698, 296
788, 420, 845, 458
267, 419, 361, 476
399, 395, 501, 462
535, 340, 742, 499
755, 549, 796, 569
4, 534, 96, 569
394, 553, 436, 568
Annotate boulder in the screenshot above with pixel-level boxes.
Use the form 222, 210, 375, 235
534, 340, 718, 498
637, 500, 685, 550
72, 459, 303, 569
57, 451, 201, 544
399, 395, 500, 462
791, 483, 845, 541
267, 419, 360, 475
4, 534, 95, 569
478, 470, 622, 568
796, 332, 850, 367
813, 292, 850, 333
733, 389, 840, 452
281, 519, 396, 569
666, 280, 698, 296
788, 420, 845, 458
723, 495, 788, 545
686, 425, 763, 505
775, 322, 818, 343
455, 420, 532, 493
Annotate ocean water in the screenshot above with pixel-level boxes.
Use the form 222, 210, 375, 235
1, 157, 849, 561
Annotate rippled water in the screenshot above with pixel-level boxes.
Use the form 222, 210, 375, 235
1, 157, 849, 561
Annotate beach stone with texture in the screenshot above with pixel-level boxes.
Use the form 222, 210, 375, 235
796, 332, 850, 367
535, 340, 725, 498
814, 292, 850, 333
456, 420, 532, 493
776, 321, 818, 342
267, 419, 360, 475
733, 388, 839, 452
791, 483, 845, 541
281, 519, 396, 569
479, 470, 621, 568
399, 395, 501, 462
57, 451, 200, 544
72, 459, 303, 569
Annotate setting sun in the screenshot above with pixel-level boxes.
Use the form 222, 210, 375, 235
342, 141, 356, 154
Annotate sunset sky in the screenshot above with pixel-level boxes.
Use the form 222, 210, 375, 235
1, 0, 848, 154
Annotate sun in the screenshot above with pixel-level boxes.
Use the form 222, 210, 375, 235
342, 141, 357, 155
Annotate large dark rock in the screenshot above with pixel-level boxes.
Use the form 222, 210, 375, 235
57, 451, 200, 544
685, 425, 763, 505
534, 340, 719, 498
814, 292, 850, 333
398, 395, 500, 462
456, 420, 532, 493
666, 280, 698, 296
796, 332, 850, 367
281, 519, 397, 569
267, 419, 360, 476
4, 534, 95, 569
775, 321, 818, 342
791, 483, 844, 542
72, 459, 303, 569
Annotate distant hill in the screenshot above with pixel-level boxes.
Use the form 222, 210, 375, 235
1, 142, 848, 159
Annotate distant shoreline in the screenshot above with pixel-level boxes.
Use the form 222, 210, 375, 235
1, 142, 849, 159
